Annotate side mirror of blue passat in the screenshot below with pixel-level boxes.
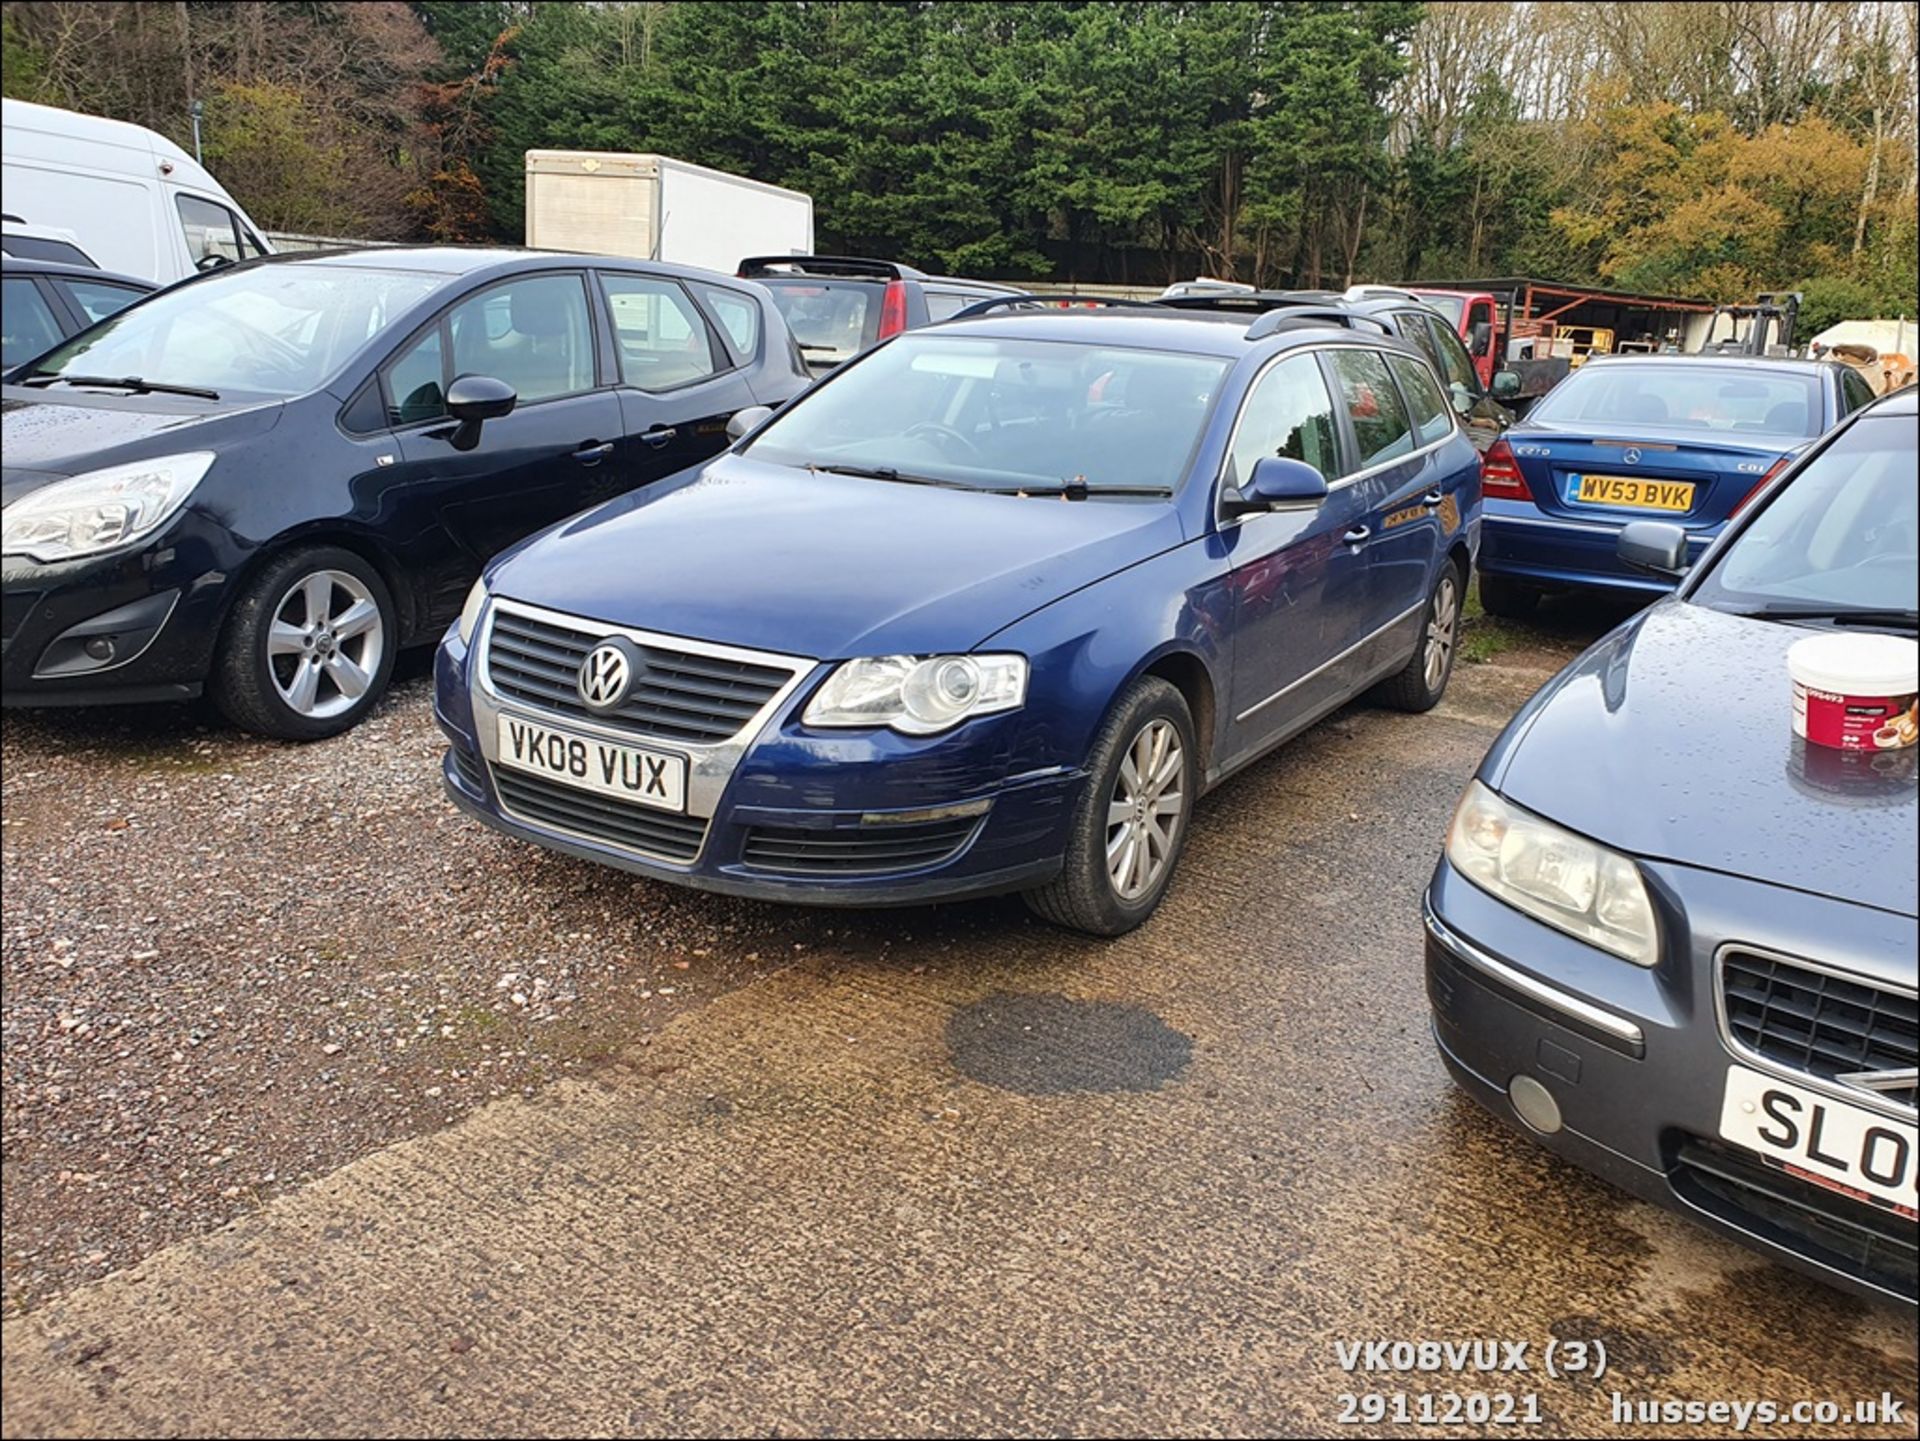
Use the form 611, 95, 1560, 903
1222, 455, 1329, 518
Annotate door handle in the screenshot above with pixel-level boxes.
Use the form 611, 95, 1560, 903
1422, 490, 1445, 507
1342, 526, 1371, 546
640, 426, 678, 449
572, 441, 614, 464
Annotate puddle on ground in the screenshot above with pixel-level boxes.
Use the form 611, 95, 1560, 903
946, 991, 1192, 1095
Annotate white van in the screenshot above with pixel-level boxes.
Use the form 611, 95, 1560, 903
1, 97, 273, 285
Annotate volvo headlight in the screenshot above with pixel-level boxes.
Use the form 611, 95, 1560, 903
803, 654, 1027, 736
456, 577, 490, 646
1, 452, 213, 563
1445, 780, 1659, 966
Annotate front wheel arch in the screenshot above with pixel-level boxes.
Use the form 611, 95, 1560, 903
213, 526, 421, 655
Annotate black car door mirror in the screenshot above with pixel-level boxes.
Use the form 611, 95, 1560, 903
1617, 520, 1689, 578
1468, 320, 1492, 356
1489, 369, 1522, 399
443, 373, 517, 452
726, 404, 775, 442
1222, 456, 1329, 518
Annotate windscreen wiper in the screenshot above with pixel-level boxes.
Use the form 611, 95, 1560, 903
807, 463, 975, 491
1006, 478, 1174, 501
1736, 605, 1919, 630
21, 373, 222, 400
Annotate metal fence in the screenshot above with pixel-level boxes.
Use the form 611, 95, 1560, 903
263, 231, 400, 253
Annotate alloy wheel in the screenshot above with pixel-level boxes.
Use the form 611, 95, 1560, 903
267, 569, 386, 720
1424, 571, 1459, 693
1105, 718, 1187, 901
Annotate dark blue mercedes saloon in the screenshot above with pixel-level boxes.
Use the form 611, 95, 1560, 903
1426, 386, 1918, 1305
1473, 354, 1878, 617
436, 304, 1482, 935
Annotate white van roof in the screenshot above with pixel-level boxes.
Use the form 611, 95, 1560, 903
1, 96, 233, 200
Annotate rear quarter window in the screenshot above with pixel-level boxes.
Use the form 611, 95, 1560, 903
923, 291, 973, 322
691, 282, 759, 361
58, 278, 148, 324
1387, 354, 1455, 446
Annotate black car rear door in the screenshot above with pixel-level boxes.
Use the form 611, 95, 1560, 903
596, 270, 761, 479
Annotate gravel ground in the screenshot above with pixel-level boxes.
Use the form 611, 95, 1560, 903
0, 658, 1010, 1317
3, 603, 1603, 1320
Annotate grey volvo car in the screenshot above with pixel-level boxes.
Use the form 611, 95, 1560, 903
1425, 385, 1917, 1305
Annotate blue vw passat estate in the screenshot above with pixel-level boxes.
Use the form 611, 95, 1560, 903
435, 306, 1481, 934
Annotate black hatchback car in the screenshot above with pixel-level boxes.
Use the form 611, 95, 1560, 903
2, 247, 806, 738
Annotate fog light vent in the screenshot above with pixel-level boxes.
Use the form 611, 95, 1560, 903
1508, 1074, 1563, 1134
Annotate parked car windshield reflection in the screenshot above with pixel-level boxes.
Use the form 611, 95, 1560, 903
743, 333, 1229, 494
20, 263, 442, 399
1691, 413, 1919, 616
1530, 361, 1822, 439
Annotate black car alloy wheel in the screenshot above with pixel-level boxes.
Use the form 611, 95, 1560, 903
214, 546, 398, 740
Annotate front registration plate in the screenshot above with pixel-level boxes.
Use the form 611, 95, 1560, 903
1718, 1064, 1917, 1216
494, 713, 686, 813
1570, 473, 1695, 512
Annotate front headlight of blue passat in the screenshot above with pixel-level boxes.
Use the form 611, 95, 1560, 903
455, 577, 490, 646
1445, 779, 1659, 967
1, 451, 214, 562
803, 654, 1028, 736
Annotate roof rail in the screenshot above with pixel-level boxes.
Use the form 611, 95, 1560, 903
1342, 283, 1422, 303
1159, 277, 1258, 299
1244, 308, 1394, 341
737, 255, 926, 281
946, 293, 1160, 320
1154, 289, 1359, 314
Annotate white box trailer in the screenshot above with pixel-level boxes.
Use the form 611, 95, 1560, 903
524, 150, 812, 275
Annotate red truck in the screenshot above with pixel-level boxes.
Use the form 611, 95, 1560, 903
1409, 288, 1503, 387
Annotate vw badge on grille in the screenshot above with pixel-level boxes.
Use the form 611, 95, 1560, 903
578, 640, 634, 711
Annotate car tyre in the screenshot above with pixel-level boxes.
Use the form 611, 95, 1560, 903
1374, 558, 1464, 713
1477, 571, 1539, 619
1024, 676, 1195, 937
213, 546, 397, 741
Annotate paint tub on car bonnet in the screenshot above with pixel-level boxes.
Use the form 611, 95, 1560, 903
1788, 633, 1919, 751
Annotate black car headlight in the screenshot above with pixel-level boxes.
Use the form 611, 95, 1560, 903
1, 452, 213, 562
